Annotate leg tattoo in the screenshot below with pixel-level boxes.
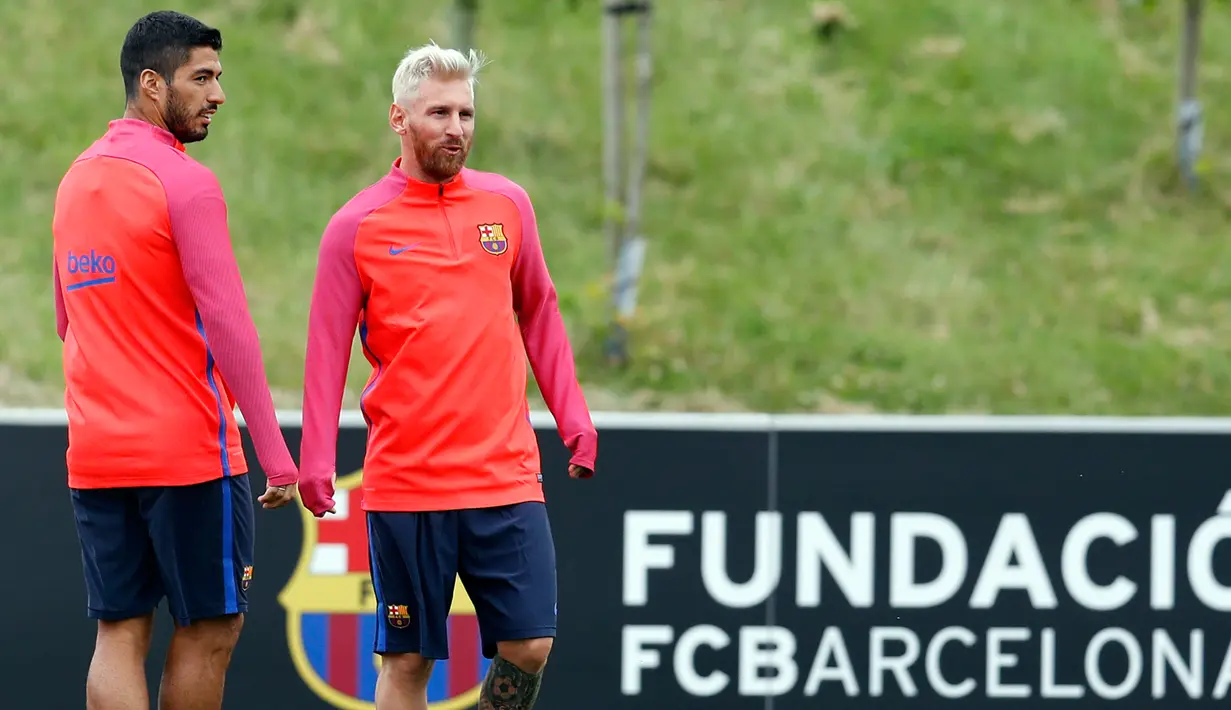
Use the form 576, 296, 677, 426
478, 655, 544, 710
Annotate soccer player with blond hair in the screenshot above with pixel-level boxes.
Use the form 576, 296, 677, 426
298, 42, 598, 710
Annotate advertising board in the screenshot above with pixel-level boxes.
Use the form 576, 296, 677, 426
3, 410, 1230, 708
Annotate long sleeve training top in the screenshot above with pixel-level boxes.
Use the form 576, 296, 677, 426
51, 118, 297, 488
298, 159, 597, 515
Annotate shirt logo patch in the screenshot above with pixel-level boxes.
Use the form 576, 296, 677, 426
64, 249, 119, 291
389, 243, 421, 255
478, 224, 508, 255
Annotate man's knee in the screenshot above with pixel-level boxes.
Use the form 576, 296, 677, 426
379, 653, 435, 689
96, 613, 155, 656
497, 637, 554, 673
172, 613, 244, 655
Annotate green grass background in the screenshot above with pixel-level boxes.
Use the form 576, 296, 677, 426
5, 0, 1231, 415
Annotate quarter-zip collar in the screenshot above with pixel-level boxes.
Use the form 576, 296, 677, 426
388, 157, 468, 198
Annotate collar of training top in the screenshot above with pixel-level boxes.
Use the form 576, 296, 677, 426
388, 157, 468, 197
107, 118, 186, 152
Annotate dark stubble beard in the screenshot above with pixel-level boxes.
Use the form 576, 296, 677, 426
411, 126, 469, 182
165, 85, 209, 144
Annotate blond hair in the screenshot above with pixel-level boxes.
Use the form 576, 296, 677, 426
391, 41, 488, 105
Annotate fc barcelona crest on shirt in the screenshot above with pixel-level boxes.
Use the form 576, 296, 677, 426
279, 470, 492, 710
477, 224, 508, 255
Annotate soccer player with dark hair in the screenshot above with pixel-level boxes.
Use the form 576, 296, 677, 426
51, 10, 298, 709
297, 42, 598, 710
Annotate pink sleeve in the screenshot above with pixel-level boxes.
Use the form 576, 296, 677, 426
509, 189, 598, 471
298, 213, 364, 515
167, 172, 298, 486
54, 257, 68, 342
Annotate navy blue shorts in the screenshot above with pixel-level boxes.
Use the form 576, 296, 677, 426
70, 475, 255, 627
366, 501, 557, 659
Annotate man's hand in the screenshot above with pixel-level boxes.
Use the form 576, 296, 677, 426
299, 473, 338, 517
568, 463, 593, 479
259, 483, 298, 509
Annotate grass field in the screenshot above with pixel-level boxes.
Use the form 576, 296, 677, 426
6, 0, 1231, 414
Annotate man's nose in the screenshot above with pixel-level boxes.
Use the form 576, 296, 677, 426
211, 84, 226, 106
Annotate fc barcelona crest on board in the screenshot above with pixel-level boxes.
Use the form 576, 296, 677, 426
477, 224, 508, 255
279, 470, 491, 710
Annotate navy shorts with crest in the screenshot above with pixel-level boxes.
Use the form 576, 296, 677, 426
70, 474, 255, 626
366, 501, 558, 659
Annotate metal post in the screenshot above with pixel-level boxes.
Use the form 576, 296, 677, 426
602, 0, 625, 270
618, 4, 651, 314
602, 0, 652, 368
453, 0, 478, 54
1177, 0, 1203, 190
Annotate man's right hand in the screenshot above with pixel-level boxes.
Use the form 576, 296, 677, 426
259, 482, 298, 509
299, 472, 338, 517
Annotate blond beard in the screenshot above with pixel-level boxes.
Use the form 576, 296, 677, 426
411, 129, 469, 181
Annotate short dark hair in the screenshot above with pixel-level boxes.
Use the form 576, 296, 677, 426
120, 11, 222, 100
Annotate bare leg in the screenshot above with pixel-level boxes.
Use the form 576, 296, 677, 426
156, 613, 243, 710
479, 638, 554, 709
375, 653, 435, 710
86, 614, 155, 710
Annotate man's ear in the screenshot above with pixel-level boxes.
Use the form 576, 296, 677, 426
389, 103, 408, 135
138, 68, 164, 102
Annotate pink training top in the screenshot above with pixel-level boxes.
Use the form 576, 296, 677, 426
52, 118, 297, 488
297, 160, 597, 515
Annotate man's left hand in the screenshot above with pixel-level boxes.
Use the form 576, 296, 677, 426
259, 483, 298, 509
568, 464, 593, 479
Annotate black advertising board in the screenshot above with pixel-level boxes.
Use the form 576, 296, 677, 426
3, 411, 1231, 708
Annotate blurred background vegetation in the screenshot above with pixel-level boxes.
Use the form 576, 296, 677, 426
4, 0, 1231, 415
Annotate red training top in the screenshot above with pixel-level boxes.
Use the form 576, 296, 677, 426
51, 118, 297, 489
299, 159, 597, 514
